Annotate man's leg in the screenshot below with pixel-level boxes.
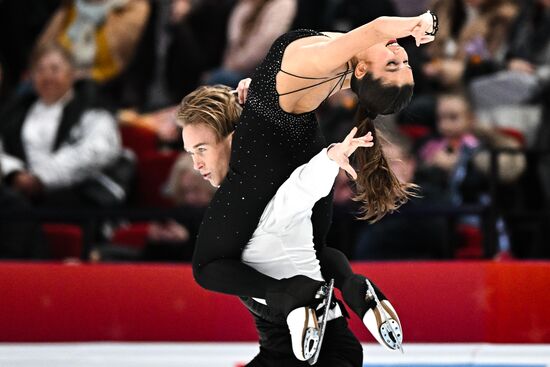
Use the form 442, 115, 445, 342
317, 317, 363, 367
246, 314, 310, 367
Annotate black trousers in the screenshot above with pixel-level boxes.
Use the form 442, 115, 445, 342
246, 315, 363, 367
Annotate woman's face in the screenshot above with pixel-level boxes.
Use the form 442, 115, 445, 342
355, 41, 413, 87
31, 51, 74, 105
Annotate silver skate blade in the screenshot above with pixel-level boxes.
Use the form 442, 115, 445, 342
303, 327, 320, 360
308, 279, 334, 366
380, 319, 403, 351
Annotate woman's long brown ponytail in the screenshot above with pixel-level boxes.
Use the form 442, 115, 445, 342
352, 107, 419, 223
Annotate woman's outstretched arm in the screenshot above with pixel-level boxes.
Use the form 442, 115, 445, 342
282, 13, 436, 77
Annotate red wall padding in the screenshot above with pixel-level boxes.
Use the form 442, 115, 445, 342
0, 261, 548, 343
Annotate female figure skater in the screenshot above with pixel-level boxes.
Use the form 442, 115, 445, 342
191, 11, 438, 361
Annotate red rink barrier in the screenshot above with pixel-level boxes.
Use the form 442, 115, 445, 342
0, 261, 548, 343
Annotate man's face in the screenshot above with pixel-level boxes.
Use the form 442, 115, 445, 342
182, 123, 232, 187
31, 51, 74, 105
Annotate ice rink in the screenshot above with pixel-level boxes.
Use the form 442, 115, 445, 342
0, 343, 549, 367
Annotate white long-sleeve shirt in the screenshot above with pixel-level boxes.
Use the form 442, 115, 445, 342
0, 98, 121, 190
242, 148, 341, 308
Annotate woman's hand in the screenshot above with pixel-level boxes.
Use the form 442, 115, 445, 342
411, 12, 437, 47
327, 127, 373, 179
235, 78, 252, 104
370, 13, 436, 47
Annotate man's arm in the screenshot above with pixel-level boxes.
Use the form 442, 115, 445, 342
260, 128, 373, 231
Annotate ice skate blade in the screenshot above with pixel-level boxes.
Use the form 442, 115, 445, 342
308, 279, 334, 365
303, 327, 320, 360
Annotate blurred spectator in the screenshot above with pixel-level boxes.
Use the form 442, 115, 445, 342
0, 0, 60, 99
117, 0, 235, 111
36, 0, 150, 85
354, 130, 450, 260
115, 0, 235, 148
162, 153, 215, 207
93, 154, 215, 262
140, 153, 214, 261
423, 0, 518, 89
469, 0, 549, 114
418, 91, 527, 257
470, 123, 526, 258
506, 0, 550, 81
0, 68, 48, 260
0, 181, 49, 260
0, 43, 124, 209
393, 0, 518, 131
205, 0, 297, 87
419, 91, 480, 204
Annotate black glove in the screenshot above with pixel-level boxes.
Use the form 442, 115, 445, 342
341, 274, 387, 318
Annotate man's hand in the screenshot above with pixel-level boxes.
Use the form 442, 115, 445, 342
327, 127, 373, 179
13, 172, 44, 197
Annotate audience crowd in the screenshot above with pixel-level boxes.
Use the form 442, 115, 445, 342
1, 0, 549, 261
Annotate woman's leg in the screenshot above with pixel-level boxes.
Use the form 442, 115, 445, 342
192, 170, 322, 314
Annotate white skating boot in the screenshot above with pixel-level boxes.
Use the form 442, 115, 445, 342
363, 278, 403, 352
287, 279, 334, 363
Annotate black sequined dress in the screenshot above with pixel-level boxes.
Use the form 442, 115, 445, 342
192, 30, 352, 306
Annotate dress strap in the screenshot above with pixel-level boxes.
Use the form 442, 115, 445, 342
277, 61, 352, 101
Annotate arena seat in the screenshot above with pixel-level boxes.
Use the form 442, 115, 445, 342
111, 222, 149, 249
42, 223, 83, 259
119, 124, 158, 159
135, 150, 181, 208
455, 223, 483, 259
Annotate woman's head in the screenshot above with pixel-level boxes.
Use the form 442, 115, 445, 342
29, 43, 75, 105
348, 41, 417, 222
351, 41, 414, 116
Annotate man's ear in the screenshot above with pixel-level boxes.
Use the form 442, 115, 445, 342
226, 131, 235, 148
